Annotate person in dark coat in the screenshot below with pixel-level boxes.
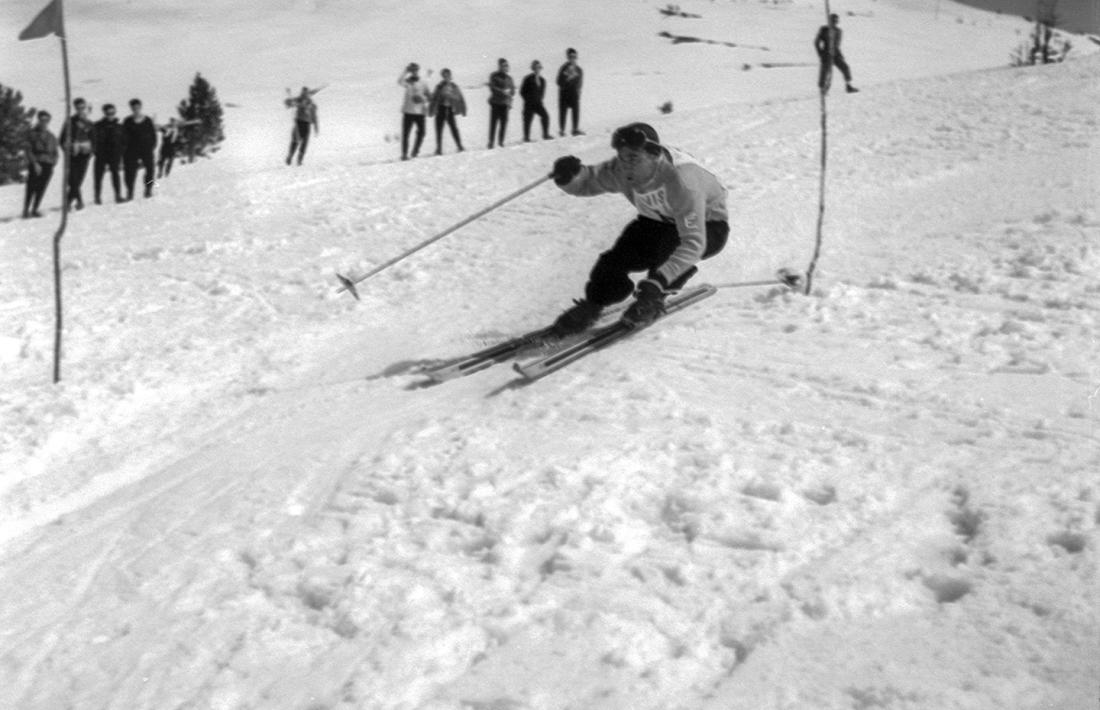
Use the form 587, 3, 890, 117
815, 14, 858, 93
122, 98, 157, 199
22, 111, 58, 218
520, 60, 552, 142
556, 47, 584, 136
92, 103, 124, 204
429, 68, 466, 155
285, 87, 319, 165
59, 97, 95, 210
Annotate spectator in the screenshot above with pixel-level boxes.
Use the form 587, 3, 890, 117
556, 47, 584, 136
487, 58, 515, 149
22, 110, 58, 219
92, 103, 124, 204
121, 99, 157, 200
398, 63, 431, 160
157, 118, 198, 178
285, 87, 319, 165
520, 60, 552, 142
429, 68, 466, 155
59, 97, 94, 210
815, 14, 858, 94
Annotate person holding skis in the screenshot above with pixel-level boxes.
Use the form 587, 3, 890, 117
815, 13, 858, 93
547, 122, 729, 335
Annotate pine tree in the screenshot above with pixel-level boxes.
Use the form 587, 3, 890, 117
176, 72, 225, 162
0, 84, 36, 186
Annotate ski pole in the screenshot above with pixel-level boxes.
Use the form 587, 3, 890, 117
336, 174, 552, 300
713, 268, 804, 291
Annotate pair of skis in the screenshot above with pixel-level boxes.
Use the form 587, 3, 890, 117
421, 284, 717, 384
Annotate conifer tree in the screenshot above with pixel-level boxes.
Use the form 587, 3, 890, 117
0, 84, 36, 185
176, 72, 225, 161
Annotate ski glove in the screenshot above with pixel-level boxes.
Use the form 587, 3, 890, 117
552, 155, 582, 185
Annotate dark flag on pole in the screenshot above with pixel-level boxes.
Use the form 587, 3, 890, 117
18, 0, 71, 383
19, 0, 65, 41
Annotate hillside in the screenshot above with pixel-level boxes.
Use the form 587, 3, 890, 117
1, 1, 1097, 708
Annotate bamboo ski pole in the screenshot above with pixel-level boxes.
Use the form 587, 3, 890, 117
336, 174, 551, 300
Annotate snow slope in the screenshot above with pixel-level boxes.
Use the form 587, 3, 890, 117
1, 1, 1098, 708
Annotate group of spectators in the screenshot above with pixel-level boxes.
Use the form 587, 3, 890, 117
21, 97, 195, 219
394, 47, 584, 161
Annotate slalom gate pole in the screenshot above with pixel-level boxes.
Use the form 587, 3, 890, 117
803, 0, 833, 296
336, 174, 552, 300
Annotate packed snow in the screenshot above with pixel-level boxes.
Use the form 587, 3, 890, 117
1, 1, 1097, 708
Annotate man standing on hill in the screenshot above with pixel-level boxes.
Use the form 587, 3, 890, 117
487, 58, 515, 149
22, 110, 58, 219
286, 87, 319, 165
398, 64, 431, 160
815, 13, 858, 94
93, 103, 124, 204
122, 99, 157, 199
547, 122, 729, 335
556, 47, 584, 136
520, 60, 552, 142
59, 97, 94, 210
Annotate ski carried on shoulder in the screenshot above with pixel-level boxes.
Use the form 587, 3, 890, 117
513, 284, 717, 382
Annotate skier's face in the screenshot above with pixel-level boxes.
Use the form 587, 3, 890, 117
618, 146, 658, 184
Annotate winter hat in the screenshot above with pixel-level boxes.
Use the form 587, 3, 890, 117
611, 122, 662, 155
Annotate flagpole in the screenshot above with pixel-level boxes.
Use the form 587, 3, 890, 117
52, 31, 72, 383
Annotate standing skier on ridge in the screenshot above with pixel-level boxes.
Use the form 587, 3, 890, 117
548, 122, 729, 335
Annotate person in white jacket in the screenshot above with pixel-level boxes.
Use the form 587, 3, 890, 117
548, 122, 729, 335
399, 63, 432, 160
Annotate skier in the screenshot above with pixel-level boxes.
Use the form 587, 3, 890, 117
286, 87, 319, 165
815, 13, 858, 93
548, 122, 729, 335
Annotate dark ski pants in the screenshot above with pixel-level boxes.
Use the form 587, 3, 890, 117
817, 51, 852, 89
558, 91, 580, 134
433, 107, 463, 153
23, 163, 54, 216
585, 216, 729, 307
522, 103, 550, 140
94, 157, 121, 203
488, 105, 509, 147
287, 120, 312, 165
67, 152, 91, 208
401, 113, 426, 159
123, 150, 155, 199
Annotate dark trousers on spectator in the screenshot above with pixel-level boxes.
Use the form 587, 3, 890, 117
287, 120, 311, 165
402, 114, 425, 159
488, 105, 509, 148
67, 152, 91, 208
124, 150, 155, 199
558, 91, 580, 135
523, 103, 550, 141
23, 163, 54, 216
433, 107, 462, 154
94, 157, 122, 203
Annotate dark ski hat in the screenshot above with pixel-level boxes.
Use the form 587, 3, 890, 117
611, 122, 662, 155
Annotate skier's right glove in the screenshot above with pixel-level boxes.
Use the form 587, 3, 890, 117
551, 155, 582, 185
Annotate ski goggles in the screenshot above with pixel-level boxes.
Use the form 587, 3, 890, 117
611, 125, 659, 152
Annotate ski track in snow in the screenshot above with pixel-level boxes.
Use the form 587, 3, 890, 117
1, 3, 1099, 708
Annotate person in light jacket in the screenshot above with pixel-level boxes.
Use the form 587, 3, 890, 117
399, 63, 432, 160
429, 68, 466, 155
